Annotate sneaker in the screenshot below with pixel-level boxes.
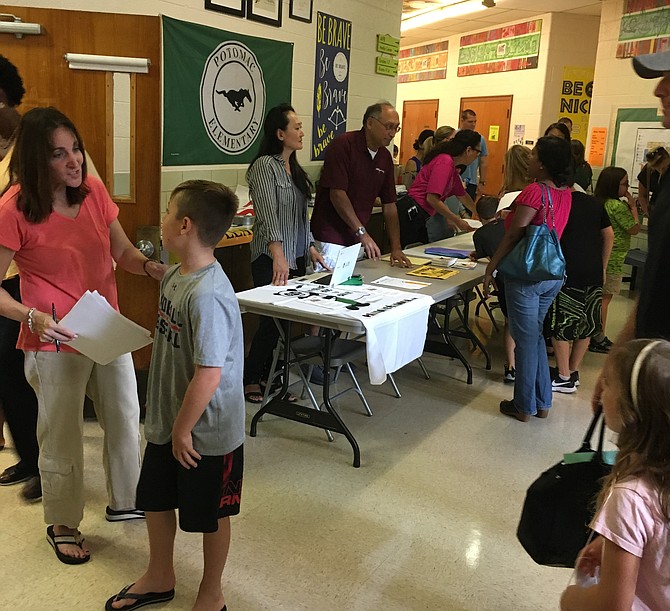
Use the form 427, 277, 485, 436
21, 476, 42, 503
105, 506, 145, 522
503, 365, 515, 383
589, 338, 611, 354
603, 337, 614, 347
571, 370, 580, 387
552, 375, 576, 393
550, 366, 580, 387
0, 464, 33, 486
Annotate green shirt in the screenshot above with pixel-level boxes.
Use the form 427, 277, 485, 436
604, 198, 637, 274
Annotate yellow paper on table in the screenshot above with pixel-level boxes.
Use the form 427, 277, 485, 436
407, 265, 459, 280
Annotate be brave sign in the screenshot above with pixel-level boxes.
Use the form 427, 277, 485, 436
312, 12, 351, 160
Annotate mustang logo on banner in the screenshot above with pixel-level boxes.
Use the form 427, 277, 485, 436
162, 16, 293, 165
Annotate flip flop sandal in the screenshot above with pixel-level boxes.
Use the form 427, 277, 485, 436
105, 583, 176, 611
46, 525, 90, 565
244, 385, 265, 404
263, 381, 298, 402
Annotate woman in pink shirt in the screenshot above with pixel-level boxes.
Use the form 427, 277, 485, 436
484, 136, 573, 422
0, 107, 165, 565
396, 129, 479, 247
562, 339, 670, 611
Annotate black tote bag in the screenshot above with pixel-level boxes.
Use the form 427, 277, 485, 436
516, 406, 611, 568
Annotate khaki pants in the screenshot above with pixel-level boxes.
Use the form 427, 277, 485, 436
24, 351, 141, 528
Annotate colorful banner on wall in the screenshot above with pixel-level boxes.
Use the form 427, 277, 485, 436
558, 66, 594, 144
457, 20, 542, 77
617, 0, 670, 58
312, 12, 352, 161
397, 41, 448, 83
162, 16, 293, 166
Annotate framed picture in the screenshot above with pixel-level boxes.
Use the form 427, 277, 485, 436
205, 0, 245, 18
247, 0, 282, 27
289, 0, 313, 23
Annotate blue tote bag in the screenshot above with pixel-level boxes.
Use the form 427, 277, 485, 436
498, 183, 566, 282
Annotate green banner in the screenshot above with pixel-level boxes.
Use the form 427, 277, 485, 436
458, 33, 541, 65
619, 9, 670, 42
163, 15, 293, 166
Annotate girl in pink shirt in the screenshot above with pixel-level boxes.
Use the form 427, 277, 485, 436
561, 339, 670, 611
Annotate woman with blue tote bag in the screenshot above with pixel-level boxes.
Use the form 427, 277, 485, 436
483, 136, 573, 422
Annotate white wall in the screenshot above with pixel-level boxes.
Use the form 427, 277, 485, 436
395, 11, 600, 149
588, 0, 661, 168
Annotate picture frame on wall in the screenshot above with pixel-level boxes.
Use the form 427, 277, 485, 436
205, 0, 245, 18
289, 0, 313, 23
247, 0, 282, 27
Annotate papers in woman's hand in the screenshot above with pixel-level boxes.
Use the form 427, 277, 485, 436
59, 291, 153, 365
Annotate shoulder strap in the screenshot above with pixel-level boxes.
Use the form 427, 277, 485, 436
539, 183, 557, 229
578, 404, 604, 452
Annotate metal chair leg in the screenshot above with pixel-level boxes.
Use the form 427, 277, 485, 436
345, 363, 373, 416
387, 372, 401, 398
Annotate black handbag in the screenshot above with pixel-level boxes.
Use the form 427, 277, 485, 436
497, 183, 566, 282
516, 406, 611, 568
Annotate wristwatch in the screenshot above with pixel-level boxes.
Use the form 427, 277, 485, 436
355, 226, 367, 237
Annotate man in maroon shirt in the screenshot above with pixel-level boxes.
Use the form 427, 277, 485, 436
311, 102, 412, 267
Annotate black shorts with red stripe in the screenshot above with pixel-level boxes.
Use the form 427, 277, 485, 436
137, 441, 243, 533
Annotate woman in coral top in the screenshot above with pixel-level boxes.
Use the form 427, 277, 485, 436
0, 107, 165, 565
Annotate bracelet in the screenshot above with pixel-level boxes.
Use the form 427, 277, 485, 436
27, 307, 36, 333
143, 259, 151, 276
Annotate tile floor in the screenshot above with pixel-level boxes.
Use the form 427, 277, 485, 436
0, 292, 634, 611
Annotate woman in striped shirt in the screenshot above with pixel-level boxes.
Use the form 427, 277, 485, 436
244, 104, 326, 404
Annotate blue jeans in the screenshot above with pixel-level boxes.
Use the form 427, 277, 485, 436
505, 277, 563, 415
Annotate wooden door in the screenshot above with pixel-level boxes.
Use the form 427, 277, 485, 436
459, 95, 513, 197
400, 99, 438, 165
1, 6, 161, 370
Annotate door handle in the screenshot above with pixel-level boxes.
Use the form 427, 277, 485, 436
136, 240, 155, 257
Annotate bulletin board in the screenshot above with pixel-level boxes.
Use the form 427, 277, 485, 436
611, 107, 670, 189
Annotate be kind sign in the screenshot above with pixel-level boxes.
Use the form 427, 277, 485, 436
311, 12, 352, 160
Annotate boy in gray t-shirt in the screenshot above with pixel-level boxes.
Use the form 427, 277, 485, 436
106, 180, 242, 611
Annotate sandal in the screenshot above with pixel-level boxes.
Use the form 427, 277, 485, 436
263, 381, 298, 402
46, 525, 90, 565
105, 583, 175, 611
244, 384, 265, 404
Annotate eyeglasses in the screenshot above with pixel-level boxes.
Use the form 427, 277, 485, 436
371, 116, 401, 134
471, 147, 481, 155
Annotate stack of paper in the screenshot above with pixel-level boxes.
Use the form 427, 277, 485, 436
59, 291, 153, 365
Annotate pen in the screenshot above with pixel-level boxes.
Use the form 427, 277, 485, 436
52, 303, 60, 353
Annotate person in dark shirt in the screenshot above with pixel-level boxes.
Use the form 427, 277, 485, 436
310, 101, 411, 268
592, 51, 670, 412
571, 139, 593, 192
549, 191, 613, 393
470, 196, 516, 382
637, 146, 670, 215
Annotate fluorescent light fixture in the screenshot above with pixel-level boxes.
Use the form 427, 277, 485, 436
0, 16, 42, 38
401, 0, 487, 32
64, 53, 150, 74
402, 0, 464, 22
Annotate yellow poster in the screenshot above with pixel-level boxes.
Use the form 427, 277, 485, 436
559, 66, 594, 145
488, 125, 499, 142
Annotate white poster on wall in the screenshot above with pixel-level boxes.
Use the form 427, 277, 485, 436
614, 123, 670, 190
